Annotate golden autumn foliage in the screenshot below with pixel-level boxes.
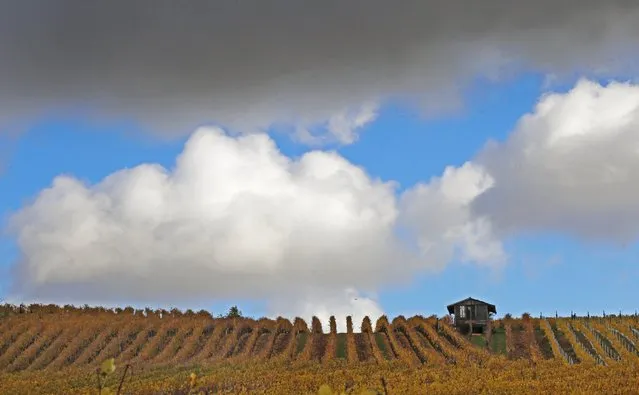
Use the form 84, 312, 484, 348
2, 358, 639, 394
345, 316, 359, 364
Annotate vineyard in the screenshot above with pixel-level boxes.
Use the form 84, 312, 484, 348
1, 305, 639, 394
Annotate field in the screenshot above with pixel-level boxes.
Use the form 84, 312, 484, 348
1, 306, 639, 394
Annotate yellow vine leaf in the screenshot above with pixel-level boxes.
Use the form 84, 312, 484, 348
100, 358, 116, 375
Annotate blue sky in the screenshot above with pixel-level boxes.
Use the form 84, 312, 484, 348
2, 71, 638, 322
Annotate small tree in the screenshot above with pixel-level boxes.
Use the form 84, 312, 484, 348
196, 309, 212, 319
226, 305, 242, 318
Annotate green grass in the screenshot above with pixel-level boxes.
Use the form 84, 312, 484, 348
490, 328, 507, 355
335, 334, 347, 359
295, 332, 308, 355
374, 333, 392, 360
470, 334, 487, 348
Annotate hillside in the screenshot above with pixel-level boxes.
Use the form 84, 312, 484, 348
1, 306, 639, 393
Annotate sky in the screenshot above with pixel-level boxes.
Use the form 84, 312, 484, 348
1, 2, 639, 331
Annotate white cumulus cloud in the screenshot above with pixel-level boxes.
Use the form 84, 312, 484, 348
397, 78, 639, 271
400, 162, 506, 271
472, 79, 639, 244
4, 128, 432, 321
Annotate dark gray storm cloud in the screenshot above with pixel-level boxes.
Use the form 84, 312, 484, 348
1, 1, 639, 139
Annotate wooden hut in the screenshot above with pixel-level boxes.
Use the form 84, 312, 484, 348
446, 297, 496, 334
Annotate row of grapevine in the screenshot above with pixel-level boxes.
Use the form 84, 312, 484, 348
345, 316, 359, 363
540, 319, 574, 364
608, 327, 638, 355
361, 316, 386, 364
277, 318, 302, 362
559, 320, 602, 366
402, 316, 447, 366
0, 320, 32, 358
438, 319, 493, 363
100, 320, 147, 364
31, 322, 86, 371
605, 321, 639, 357
7, 326, 64, 372
411, 317, 460, 365
250, 326, 275, 361
172, 322, 215, 362
523, 319, 543, 362
8, 313, 639, 374
47, 318, 109, 369
154, 325, 195, 364
593, 322, 638, 363
398, 316, 437, 365
581, 322, 621, 362
374, 316, 417, 366
0, 321, 45, 370
503, 321, 515, 359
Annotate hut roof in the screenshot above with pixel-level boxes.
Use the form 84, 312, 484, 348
446, 297, 496, 315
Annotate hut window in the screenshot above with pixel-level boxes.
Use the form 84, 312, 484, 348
459, 307, 465, 318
